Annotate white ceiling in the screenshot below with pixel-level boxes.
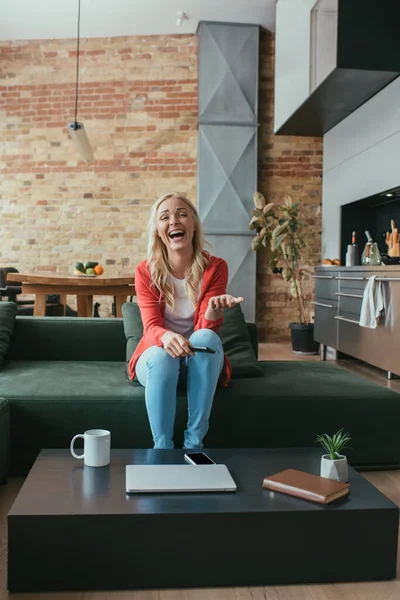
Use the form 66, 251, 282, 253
0, 0, 276, 41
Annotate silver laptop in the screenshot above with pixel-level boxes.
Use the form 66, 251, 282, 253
126, 464, 237, 493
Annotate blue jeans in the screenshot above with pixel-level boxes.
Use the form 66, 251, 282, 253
136, 329, 224, 449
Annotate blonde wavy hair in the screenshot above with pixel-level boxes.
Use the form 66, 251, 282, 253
146, 193, 209, 310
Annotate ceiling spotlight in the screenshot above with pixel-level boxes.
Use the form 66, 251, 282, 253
176, 10, 189, 27
386, 193, 394, 197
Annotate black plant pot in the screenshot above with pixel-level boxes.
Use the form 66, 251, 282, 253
289, 322, 320, 354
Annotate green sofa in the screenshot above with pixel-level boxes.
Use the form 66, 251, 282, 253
1, 312, 400, 476
0, 397, 10, 483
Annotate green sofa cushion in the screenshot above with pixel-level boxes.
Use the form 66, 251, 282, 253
122, 302, 143, 365
121, 301, 263, 378
0, 302, 17, 369
2, 360, 151, 474
219, 304, 264, 378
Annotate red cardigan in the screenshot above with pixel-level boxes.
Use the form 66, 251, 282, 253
128, 255, 232, 386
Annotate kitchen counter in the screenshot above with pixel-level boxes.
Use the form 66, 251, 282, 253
317, 265, 400, 271
313, 265, 400, 377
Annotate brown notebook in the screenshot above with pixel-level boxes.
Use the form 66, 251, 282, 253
262, 469, 350, 504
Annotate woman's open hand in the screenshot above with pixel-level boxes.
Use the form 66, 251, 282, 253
208, 294, 244, 311
160, 331, 193, 358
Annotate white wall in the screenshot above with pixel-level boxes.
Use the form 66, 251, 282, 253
274, 0, 317, 132
322, 76, 400, 258
311, 4, 337, 91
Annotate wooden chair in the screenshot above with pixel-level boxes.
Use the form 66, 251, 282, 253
0, 267, 23, 303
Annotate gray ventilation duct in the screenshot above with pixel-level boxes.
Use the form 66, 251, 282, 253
197, 22, 260, 321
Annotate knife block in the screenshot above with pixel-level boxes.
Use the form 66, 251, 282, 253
388, 243, 400, 257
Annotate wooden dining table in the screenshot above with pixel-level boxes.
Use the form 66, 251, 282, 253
6, 272, 135, 318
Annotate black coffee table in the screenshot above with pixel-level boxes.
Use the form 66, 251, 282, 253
7, 448, 399, 592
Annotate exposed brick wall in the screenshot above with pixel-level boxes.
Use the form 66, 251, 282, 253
257, 31, 323, 341
0, 30, 322, 332
0, 35, 197, 315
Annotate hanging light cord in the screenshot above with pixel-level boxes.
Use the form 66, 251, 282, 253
74, 0, 81, 126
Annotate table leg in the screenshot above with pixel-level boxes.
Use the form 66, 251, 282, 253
87, 295, 93, 317
34, 294, 46, 317
114, 295, 126, 318
77, 295, 91, 317
59, 294, 67, 316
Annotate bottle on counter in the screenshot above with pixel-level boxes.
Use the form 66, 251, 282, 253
361, 230, 382, 266
345, 230, 359, 266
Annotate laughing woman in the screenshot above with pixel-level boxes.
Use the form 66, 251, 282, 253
128, 193, 243, 450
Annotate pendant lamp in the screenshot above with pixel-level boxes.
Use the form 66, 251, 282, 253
68, 0, 94, 161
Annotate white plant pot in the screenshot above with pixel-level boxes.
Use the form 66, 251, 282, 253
320, 454, 348, 482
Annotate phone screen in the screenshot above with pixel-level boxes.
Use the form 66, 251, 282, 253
185, 452, 215, 465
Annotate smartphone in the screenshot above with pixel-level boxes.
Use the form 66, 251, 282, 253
189, 346, 216, 354
184, 452, 216, 465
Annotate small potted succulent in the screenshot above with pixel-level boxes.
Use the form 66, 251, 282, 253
315, 428, 352, 482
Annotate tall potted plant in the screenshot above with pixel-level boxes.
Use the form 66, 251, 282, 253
249, 191, 319, 353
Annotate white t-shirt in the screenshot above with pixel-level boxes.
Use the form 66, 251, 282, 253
164, 276, 197, 338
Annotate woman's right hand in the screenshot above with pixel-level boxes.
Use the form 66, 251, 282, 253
160, 331, 193, 358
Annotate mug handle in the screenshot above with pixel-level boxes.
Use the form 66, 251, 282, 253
70, 434, 85, 459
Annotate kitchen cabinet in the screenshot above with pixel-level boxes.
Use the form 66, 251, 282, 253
313, 301, 338, 350
274, 0, 400, 136
313, 266, 400, 377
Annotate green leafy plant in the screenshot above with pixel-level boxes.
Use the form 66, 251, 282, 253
315, 429, 352, 460
249, 191, 311, 324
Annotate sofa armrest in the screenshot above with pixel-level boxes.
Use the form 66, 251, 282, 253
246, 321, 258, 359
0, 398, 10, 484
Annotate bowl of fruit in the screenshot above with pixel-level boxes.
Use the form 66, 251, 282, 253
74, 262, 104, 277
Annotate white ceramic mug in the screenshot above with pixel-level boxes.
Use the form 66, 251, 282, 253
70, 429, 111, 467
